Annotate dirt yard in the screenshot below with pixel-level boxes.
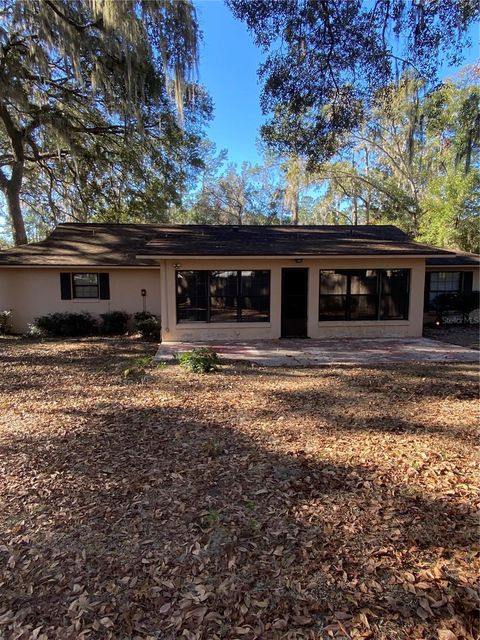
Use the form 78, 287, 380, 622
423, 324, 480, 351
0, 338, 478, 640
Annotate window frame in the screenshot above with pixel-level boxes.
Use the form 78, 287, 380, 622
427, 271, 463, 310
319, 269, 410, 322
176, 269, 271, 324
72, 272, 100, 299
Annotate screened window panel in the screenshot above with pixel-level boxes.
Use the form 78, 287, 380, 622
73, 273, 99, 299
350, 270, 378, 295
177, 271, 208, 322
380, 270, 410, 319
209, 271, 238, 322
320, 270, 348, 294
176, 270, 270, 323
319, 269, 410, 322
349, 294, 378, 320
240, 271, 270, 321
319, 271, 348, 320
428, 272, 461, 304
319, 294, 347, 320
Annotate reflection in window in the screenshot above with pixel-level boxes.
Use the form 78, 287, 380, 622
72, 273, 99, 299
319, 269, 410, 321
176, 270, 270, 323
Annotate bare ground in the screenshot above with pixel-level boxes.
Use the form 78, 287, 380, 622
423, 324, 480, 351
0, 337, 479, 640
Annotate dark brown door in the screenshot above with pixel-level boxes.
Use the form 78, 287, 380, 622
281, 268, 308, 338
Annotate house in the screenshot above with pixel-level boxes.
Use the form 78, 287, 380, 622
0, 223, 478, 341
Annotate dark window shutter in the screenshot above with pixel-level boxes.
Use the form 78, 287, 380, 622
462, 271, 473, 293
424, 272, 431, 310
60, 273, 72, 300
99, 273, 110, 299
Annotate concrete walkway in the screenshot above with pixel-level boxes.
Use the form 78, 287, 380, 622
155, 338, 480, 367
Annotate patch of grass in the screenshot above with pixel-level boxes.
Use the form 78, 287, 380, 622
177, 347, 220, 373
122, 355, 165, 379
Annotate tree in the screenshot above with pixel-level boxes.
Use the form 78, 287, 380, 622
227, 0, 479, 167
0, 0, 206, 245
309, 71, 479, 251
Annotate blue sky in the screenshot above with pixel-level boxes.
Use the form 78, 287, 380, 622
195, 0, 479, 168
194, 0, 265, 166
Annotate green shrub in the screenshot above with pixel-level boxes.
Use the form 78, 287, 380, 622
122, 355, 165, 379
100, 310, 130, 335
33, 312, 97, 337
177, 347, 220, 373
133, 311, 160, 340
0, 310, 12, 335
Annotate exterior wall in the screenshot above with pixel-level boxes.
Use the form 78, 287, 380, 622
0, 267, 161, 333
161, 257, 426, 342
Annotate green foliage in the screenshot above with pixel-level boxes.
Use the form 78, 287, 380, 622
33, 312, 97, 337
204, 509, 221, 529
177, 347, 220, 373
0, 0, 210, 245
227, 0, 478, 167
99, 311, 130, 336
121, 355, 165, 379
133, 312, 161, 340
0, 310, 12, 335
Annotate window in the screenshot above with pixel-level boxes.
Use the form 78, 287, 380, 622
176, 270, 270, 323
318, 271, 347, 320
428, 272, 462, 308
177, 271, 208, 322
319, 269, 410, 321
240, 270, 270, 322
380, 270, 410, 319
350, 270, 378, 320
73, 273, 99, 298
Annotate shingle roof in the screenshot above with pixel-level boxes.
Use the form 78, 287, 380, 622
426, 250, 480, 267
0, 223, 453, 266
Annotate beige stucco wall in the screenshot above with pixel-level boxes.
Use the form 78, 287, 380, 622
160, 257, 426, 342
0, 258, 428, 339
0, 268, 161, 333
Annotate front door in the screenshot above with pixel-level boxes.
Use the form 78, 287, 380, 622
281, 268, 308, 338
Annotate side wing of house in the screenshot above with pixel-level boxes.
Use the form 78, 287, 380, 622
0, 267, 161, 333
424, 253, 480, 323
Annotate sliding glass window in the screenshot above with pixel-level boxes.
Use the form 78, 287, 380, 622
319, 269, 410, 321
177, 270, 270, 323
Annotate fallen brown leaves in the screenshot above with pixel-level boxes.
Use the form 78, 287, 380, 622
0, 337, 478, 640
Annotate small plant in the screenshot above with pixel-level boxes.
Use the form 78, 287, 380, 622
100, 310, 130, 335
33, 312, 97, 337
0, 310, 12, 335
26, 323, 44, 338
121, 355, 165, 379
133, 311, 160, 340
204, 509, 221, 529
177, 347, 220, 373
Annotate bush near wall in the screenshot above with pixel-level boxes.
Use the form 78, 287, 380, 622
100, 311, 130, 335
0, 310, 12, 335
34, 312, 97, 337
133, 312, 160, 340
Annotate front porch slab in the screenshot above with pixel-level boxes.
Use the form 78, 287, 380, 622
155, 337, 480, 367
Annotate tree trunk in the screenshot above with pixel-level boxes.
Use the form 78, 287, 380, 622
2, 164, 27, 245
292, 191, 299, 225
